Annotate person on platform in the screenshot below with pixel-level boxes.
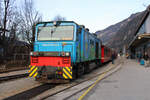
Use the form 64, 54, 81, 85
137, 52, 142, 62
144, 52, 149, 67
111, 53, 115, 64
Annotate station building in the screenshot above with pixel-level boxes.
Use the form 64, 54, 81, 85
129, 5, 150, 59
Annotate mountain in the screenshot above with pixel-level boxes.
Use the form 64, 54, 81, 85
95, 9, 147, 52
95, 18, 128, 45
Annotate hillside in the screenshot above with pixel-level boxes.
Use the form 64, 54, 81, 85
95, 10, 146, 52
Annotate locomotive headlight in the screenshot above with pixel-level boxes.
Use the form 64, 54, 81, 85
30, 52, 38, 56
61, 52, 70, 56
66, 52, 70, 56
30, 52, 33, 56
61, 52, 65, 56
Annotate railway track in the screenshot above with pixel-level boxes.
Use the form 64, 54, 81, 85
3, 59, 122, 100
0, 73, 29, 83
4, 84, 54, 100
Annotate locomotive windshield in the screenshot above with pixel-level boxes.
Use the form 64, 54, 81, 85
37, 25, 74, 41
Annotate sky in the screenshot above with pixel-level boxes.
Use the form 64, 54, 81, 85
33, 0, 150, 33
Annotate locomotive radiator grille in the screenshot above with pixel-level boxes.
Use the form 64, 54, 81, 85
63, 67, 72, 79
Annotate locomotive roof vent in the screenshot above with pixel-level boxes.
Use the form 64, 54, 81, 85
53, 21, 61, 26
85, 28, 89, 32
79, 25, 85, 28
93, 33, 97, 37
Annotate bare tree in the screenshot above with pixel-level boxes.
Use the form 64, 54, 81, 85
9, 11, 22, 40
0, 0, 17, 56
3, 0, 9, 39
20, 0, 42, 45
53, 15, 66, 21
1, 0, 15, 37
0, 0, 2, 27
0, 0, 42, 54
0, 1, 3, 40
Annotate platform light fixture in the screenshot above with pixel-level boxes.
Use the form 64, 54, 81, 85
53, 21, 57, 26
138, 36, 141, 39
66, 52, 70, 56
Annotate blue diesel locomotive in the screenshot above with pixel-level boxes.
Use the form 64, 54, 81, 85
29, 21, 101, 83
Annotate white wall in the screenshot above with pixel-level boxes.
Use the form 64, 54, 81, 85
138, 12, 150, 34
145, 12, 150, 33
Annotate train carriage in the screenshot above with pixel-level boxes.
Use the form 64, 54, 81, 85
101, 45, 113, 63
29, 21, 101, 83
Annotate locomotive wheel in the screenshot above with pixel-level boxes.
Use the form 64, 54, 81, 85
72, 66, 78, 79
72, 64, 86, 79
95, 60, 101, 67
77, 64, 84, 77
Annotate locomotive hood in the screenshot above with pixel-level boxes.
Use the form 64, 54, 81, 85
33, 41, 76, 62
34, 42, 73, 52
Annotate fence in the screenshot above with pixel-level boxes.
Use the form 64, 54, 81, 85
0, 53, 30, 69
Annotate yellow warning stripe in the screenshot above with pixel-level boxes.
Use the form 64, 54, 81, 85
66, 67, 72, 74
63, 68, 72, 79
69, 66, 72, 69
33, 72, 38, 78
63, 73, 68, 79
28, 65, 36, 73
29, 67, 38, 77
66, 67, 70, 71
66, 67, 72, 75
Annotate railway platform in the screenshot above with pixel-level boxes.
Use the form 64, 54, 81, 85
75, 59, 150, 100
0, 70, 29, 83
0, 70, 28, 78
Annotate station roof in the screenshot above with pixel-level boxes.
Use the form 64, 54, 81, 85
130, 34, 150, 48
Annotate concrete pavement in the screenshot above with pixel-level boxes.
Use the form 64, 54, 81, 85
84, 59, 150, 100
